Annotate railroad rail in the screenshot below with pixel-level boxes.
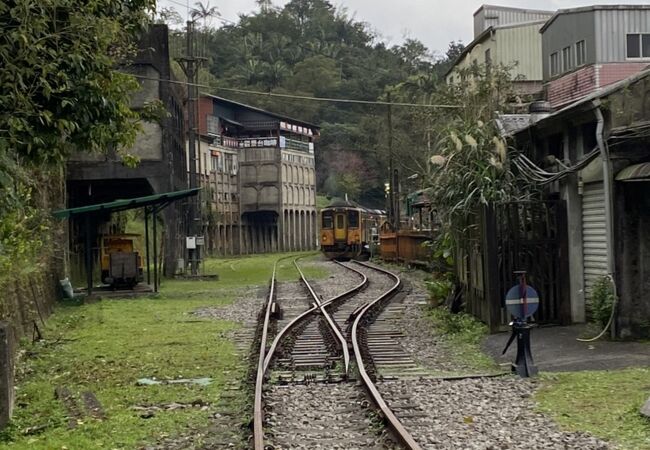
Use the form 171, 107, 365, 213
350, 261, 422, 450
253, 258, 278, 450
253, 257, 422, 450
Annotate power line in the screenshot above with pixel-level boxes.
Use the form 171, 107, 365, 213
127, 73, 460, 108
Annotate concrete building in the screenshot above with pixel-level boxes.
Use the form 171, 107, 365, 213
191, 95, 319, 255
541, 5, 650, 109
66, 25, 187, 277
446, 5, 553, 97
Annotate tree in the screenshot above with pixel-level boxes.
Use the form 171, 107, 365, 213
191, 1, 219, 29
0, 0, 155, 271
433, 40, 465, 77
256, 0, 274, 13
422, 64, 529, 254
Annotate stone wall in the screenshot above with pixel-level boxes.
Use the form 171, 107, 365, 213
0, 170, 65, 429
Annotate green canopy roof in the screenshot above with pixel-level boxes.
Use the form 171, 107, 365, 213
52, 188, 201, 219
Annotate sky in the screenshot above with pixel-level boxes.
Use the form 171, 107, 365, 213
158, 0, 646, 55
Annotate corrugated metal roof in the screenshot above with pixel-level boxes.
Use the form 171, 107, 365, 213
513, 67, 650, 136
52, 188, 201, 219
616, 163, 650, 181
202, 93, 320, 129
541, 5, 650, 33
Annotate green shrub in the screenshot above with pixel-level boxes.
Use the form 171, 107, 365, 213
590, 276, 615, 328
424, 272, 454, 307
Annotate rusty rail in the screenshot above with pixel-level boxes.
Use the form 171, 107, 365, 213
292, 258, 351, 374
253, 257, 367, 449
351, 261, 423, 450
253, 259, 279, 450
263, 259, 367, 372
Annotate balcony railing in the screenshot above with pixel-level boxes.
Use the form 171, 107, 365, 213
283, 138, 312, 152
209, 135, 313, 153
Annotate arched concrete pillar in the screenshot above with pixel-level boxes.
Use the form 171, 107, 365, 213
291, 210, 297, 251
297, 211, 302, 251
282, 210, 287, 252
313, 211, 317, 249
300, 211, 306, 251
287, 211, 293, 252
307, 211, 312, 249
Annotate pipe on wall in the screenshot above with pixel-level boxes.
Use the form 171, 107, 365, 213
592, 101, 615, 276
593, 101, 618, 338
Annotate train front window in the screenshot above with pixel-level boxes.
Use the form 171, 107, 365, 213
347, 210, 359, 228
336, 215, 345, 229
322, 212, 333, 229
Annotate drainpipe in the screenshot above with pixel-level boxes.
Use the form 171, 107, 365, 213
593, 102, 615, 275
593, 101, 618, 337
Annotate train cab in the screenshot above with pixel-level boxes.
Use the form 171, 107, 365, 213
320, 199, 385, 260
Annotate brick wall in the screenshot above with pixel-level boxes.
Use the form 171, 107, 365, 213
546, 63, 650, 109
197, 97, 213, 136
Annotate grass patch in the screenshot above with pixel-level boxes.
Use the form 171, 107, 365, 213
2, 252, 327, 449
4, 297, 240, 449
426, 307, 499, 373
535, 368, 650, 449
159, 251, 325, 299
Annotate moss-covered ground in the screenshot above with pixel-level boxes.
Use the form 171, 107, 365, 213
424, 307, 500, 374
535, 368, 650, 449
1, 252, 325, 449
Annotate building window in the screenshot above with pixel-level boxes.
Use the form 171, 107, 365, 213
206, 115, 220, 136
576, 40, 586, 66
550, 52, 560, 76
485, 49, 491, 75
211, 154, 223, 172
562, 46, 572, 72
627, 33, 650, 58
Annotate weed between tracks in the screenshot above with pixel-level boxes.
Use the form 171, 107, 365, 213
2, 252, 326, 449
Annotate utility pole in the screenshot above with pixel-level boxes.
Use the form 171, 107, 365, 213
387, 92, 395, 229
178, 19, 202, 275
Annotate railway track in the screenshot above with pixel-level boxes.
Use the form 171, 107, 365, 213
253, 256, 422, 450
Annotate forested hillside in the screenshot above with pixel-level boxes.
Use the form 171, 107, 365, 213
158, 0, 463, 207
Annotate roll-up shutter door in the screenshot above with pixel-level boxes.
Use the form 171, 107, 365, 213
582, 182, 608, 301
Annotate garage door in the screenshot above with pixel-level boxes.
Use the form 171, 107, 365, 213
582, 182, 608, 301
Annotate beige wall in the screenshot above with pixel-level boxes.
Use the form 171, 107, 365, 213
281, 149, 316, 209
447, 23, 545, 84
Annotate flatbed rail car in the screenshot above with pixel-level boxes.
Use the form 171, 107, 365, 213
320, 200, 385, 260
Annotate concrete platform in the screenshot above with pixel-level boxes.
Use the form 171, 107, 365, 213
80, 283, 155, 300
483, 324, 650, 372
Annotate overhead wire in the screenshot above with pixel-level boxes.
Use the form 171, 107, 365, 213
512, 147, 600, 185
126, 73, 459, 108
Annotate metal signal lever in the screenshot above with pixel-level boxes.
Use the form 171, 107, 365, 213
502, 320, 538, 378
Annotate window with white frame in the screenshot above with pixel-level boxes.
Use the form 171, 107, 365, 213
211, 153, 223, 172
575, 40, 586, 66
550, 52, 560, 76
562, 46, 572, 72
627, 33, 650, 58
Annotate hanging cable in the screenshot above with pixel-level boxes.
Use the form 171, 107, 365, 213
511, 147, 600, 185
124, 73, 460, 108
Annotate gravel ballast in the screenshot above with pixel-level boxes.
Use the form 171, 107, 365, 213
378, 376, 612, 449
